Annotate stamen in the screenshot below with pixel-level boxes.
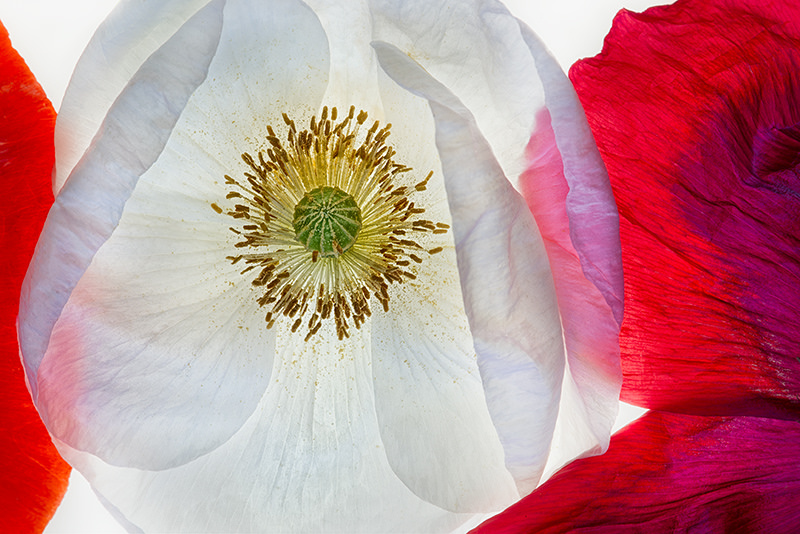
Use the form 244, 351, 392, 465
217, 107, 449, 340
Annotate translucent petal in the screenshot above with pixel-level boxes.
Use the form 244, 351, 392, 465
518, 25, 623, 477
370, 234, 519, 513
53, 0, 212, 193
24, 0, 331, 470
374, 42, 565, 493
369, 0, 544, 181
53, 324, 484, 533
20, 0, 225, 392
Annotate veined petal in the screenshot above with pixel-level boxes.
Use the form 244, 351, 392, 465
0, 21, 71, 532
23, 0, 331, 470
571, 0, 800, 418
53, 0, 212, 193
370, 232, 518, 512
473, 412, 800, 533
54, 325, 484, 533
374, 42, 565, 493
22, 0, 625, 530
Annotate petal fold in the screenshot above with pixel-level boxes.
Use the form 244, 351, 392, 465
53, 0, 212, 193
374, 41, 565, 493
20, 0, 224, 391
23, 0, 335, 471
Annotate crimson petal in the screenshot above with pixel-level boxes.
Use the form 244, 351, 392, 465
0, 21, 70, 533
473, 411, 800, 533
571, 0, 800, 418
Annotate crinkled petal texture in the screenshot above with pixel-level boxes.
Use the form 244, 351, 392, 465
0, 21, 71, 533
571, 0, 800, 419
20, 0, 622, 531
472, 411, 800, 534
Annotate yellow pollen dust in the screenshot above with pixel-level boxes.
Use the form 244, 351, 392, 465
219, 106, 449, 341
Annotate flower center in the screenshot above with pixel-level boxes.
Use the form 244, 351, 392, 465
293, 186, 362, 257
215, 106, 449, 341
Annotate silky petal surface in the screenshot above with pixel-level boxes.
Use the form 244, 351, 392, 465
368, 66, 519, 511
369, 0, 543, 182
53, 0, 211, 193
374, 0, 622, 489
20, 0, 224, 392
25, 0, 331, 470
0, 22, 71, 533
571, 0, 800, 418
474, 411, 800, 534
375, 42, 565, 493
55, 323, 488, 533
519, 25, 623, 478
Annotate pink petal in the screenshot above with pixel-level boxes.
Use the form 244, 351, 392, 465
474, 411, 800, 533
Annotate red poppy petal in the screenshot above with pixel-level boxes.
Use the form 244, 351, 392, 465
570, 0, 800, 418
0, 21, 70, 533
473, 411, 800, 533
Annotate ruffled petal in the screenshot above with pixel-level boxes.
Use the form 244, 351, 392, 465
53, 0, 211, 193
473, 411, 800, 533
0, 21, 70, 533
518, 25, 623, 478
374, 42, 565, 493
23, 0, 332, 470
571, 0, 800, 418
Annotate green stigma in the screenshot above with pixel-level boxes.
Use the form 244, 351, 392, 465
293, 186, 362, 257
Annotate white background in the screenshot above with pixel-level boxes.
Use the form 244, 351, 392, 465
0, 0, 656, 531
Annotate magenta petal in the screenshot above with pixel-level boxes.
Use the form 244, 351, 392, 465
473, 411, 800, 534
571, 0, 800, 418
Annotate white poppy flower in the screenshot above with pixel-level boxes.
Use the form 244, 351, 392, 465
19, 0, 623, 531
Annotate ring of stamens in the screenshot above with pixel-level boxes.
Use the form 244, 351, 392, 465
215, 106, 449, 341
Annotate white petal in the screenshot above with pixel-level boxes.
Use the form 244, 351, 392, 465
20, 0, 225, 390
366, 61, 518, 513
24, 0, 332, 470
368, 0, 544, 181
303, 0, 384, 115
374, 42, 565, 493
54, 0, 213, 193
371, 246, 519, 512
54, 323, 483, 533
520, 24, 623, 319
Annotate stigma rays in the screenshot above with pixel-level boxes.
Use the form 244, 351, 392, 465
217, 106, 449, 341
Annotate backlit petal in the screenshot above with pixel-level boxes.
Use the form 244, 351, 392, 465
21, 0, 624, 530
571, 0, 800, 418
24, 0, 330, 470
474, 412, 800, 533
53, 0, 210, 193
375, 42, 565, 493
0, 21, 70, 533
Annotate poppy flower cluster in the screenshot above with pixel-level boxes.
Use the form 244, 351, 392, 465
2, 0, 799, 532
